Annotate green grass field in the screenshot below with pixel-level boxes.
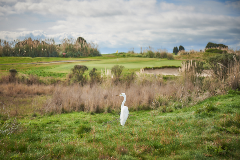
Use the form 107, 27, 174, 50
1, 92, 239, 159
0, 57, 182, 78
1, 55, 239, 159
46, 58, 182, 73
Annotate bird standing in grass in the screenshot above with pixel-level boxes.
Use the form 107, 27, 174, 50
117, 93, 129, 126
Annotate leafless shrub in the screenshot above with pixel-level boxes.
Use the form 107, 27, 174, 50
226, 60, 240, 90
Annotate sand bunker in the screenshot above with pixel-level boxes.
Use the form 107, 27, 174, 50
139, 68, 212, 77
142, 68, 180, 76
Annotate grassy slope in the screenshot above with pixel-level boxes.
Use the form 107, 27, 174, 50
174, 52, 219, 61
1, 93, 239, 159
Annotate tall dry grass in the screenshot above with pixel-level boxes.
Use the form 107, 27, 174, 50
0, 83, 54, 96
226, 57, 240, 90
0, 70, 234, 115
43, 80, 160, 114
42, 70, 223, 114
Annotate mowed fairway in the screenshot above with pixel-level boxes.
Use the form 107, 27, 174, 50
0, 57, 182, 77
45, 58, 182, 74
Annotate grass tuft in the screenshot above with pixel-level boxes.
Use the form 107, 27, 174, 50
76, 124, 92, 137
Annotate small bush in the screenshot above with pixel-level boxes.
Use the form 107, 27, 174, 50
124, 72, 136, 87
89, 68, 101, 86
111, 65, 124, 84
70, 65, 88, 86
156, 52, 161, 58
147, 50, 155, 58
167, 53, 174, 60
160, 52, 167, 58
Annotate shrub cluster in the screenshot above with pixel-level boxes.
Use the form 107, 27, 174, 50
205, 49, 226, 54
143, 50, 174, 59
206, 42, 228, 48
111, 49, 175, 59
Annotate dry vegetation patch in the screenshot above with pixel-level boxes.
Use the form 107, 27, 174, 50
0, 83, 54, 96
0, 53, 239, 117
0, 83, 54, 116
0, 67, 236, 116
43, 73, 222, 114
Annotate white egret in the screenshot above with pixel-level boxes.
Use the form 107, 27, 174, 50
116, 93, 129, 126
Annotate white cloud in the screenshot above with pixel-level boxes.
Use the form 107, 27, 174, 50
159, 2, 195, 12
0, 0, 240, 53
226, 1, 240, 10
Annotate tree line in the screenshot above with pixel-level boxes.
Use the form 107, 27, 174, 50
0, 37, 101, 57
173, 45, 185, 55
205, 42, 228, 49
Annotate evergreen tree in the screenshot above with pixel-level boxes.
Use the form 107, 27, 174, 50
173, 46, 179, 55
179, 45, 185, 51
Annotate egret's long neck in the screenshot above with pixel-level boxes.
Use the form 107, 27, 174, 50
121, 95, 126, 108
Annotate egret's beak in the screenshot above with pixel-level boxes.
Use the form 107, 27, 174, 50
116, 95, 119, 96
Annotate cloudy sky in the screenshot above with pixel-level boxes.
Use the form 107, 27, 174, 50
0, 0, 240, 54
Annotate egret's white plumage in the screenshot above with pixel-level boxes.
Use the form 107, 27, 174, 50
118, 93, 129, 126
